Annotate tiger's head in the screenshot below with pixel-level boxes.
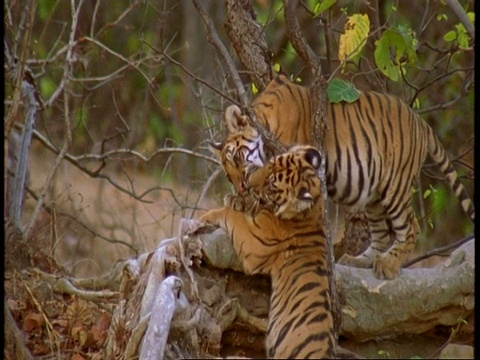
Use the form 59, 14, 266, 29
210, 105, 266, 193
246, 145, 323, 220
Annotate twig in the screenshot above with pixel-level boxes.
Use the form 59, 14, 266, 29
144, 43, 240, 107
4, 0, 38, 139
83, 36, 152, 83
16, 122, 220, 204
403, 234, 474, 268
193, 0, 286, 157
20, 181, 140, 253
192, 0, 249, 106
94, 0, 144, 38
190, 167, 223, 219
4, 301, 35, 360
284, 0, 322, 75
24, 0, 83, 239
22, 122, 219, 165
33, 268, 119, 303
18, 271, 60, 353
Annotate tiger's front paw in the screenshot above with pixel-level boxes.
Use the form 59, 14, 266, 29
373, 252, 402, 280
338, 253, 373, 268
199, 209, 223, 226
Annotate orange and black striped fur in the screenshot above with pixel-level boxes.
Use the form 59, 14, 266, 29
212, 75, 475, 279
200, 145, 335, 359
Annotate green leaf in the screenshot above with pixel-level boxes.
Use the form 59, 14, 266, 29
457, 32, 471, 49
327, 78, 360, 103
374, 26, 417, 81
314, 0, 337, 16
338, 14, 370, 62
437, 13, 448, 21
375, 30, 404, 81
413, 97, 421, 109
40, 77, 56, 99
252, 82, 259, 95
443, 30, 457, 42
423, 189, 432, 199
467, 12, 475, 23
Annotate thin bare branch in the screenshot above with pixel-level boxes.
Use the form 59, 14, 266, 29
284, 0, 322, 76
83, 36, 152, 83
94, 0, 145, 38
403, 234, 474, 268
192, 0, 249, 106
24, 0, 82, 239
148, 45, 240, 107
5, 0, 38, 138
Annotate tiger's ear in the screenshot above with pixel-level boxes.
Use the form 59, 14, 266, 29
304, 147, 321, 170
208, 140, 224, 158
225, 105, 249, 133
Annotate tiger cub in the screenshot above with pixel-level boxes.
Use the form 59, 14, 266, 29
200, 145, 335, 359
211, 75, 475, 280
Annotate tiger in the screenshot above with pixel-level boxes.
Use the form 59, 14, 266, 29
211, 74, 475, 280
200, 145, 335, 359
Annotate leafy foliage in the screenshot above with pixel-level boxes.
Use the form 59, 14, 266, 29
338, 14, 370, 63
443, 12, 474, 49
374, 26, 418, 81
313, 0, 337, 16
327, 78, 360, 103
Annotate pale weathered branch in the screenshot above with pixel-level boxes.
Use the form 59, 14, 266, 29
192, 225, 474, 344
140, 276, 185, 360
337, 238, 474, 341
27, 221, 473, 358
4, 0, 38, 228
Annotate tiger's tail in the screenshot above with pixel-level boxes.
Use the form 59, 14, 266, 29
427, 127, 475, 222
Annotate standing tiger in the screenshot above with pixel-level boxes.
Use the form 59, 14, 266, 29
200, 145, 335, 359
212, 74, 475, 280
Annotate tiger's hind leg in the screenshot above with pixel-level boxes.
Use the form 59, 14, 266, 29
338, 215, 392, 268
374, 215, 419, 280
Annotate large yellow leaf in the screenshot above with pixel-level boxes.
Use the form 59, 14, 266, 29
338, 14, 370, 62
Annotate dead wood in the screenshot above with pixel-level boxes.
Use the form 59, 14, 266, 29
4, 213, 473, 359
